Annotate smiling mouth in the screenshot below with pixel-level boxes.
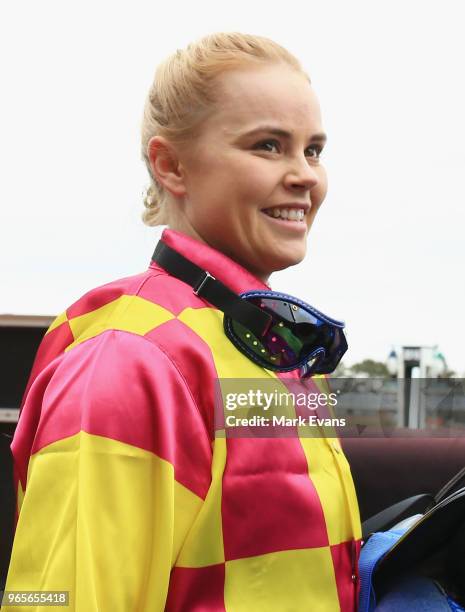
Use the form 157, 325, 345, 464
262, 206, 307, 222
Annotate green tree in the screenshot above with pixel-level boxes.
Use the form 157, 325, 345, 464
439, 369, 456, 379
350, 359, 389, 377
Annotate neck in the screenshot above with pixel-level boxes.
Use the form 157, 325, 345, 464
167, 220, 271, 285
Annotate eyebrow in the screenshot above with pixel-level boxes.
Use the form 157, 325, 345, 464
241, 125, 327, 143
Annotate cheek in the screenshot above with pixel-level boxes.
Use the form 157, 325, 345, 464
313, 166, 328, 208
211, 159, 273, 207
237, 160, 279, 200
186, 152, 277, 214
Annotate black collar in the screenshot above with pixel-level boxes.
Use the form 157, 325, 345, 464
152, 241, 271, 337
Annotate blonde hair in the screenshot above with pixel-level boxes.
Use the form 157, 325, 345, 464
141, 32, 308, 226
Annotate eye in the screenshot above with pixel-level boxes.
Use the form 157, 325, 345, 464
253, 139, 281, 153
253, 139, 324, 160
305, 144, 323, 160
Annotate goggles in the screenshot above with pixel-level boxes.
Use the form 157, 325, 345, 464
152, 241, 347, 377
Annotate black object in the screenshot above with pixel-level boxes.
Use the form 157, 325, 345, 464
0, 428, 15, 592
152, 241, 347, 376
362, 466, 465, 601
375, 486, 465, 593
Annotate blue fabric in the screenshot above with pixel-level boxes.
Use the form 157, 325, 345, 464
447, 596, 465, 612
359, 529, 465, 611
376, 575, 453, 611
358, 529, 406, 612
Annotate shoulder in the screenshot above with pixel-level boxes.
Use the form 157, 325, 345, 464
23, 330, 195, 443
16, 329, 212, 493
64, 264, 207, 325
62, 269, 220, 392
48, 265, 218, 355
22, 267, 220, 441
36, 266, 214, 377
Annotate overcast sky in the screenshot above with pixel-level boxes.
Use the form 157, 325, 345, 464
1, 1, 464, 374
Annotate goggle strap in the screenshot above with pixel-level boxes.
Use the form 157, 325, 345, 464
152, 241, 272, 337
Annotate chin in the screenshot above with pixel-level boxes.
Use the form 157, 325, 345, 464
262, 249, 306, 275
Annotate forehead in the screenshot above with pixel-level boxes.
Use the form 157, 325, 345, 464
209, 63, 322, 136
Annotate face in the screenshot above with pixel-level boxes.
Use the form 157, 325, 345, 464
159, 63, 328, 281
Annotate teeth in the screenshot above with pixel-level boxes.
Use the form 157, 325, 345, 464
264, 207, 306, 222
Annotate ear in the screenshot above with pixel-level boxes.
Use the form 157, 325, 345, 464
147, 136, 187, 198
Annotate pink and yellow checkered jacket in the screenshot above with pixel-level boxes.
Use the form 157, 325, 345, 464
5, 229, 361, 611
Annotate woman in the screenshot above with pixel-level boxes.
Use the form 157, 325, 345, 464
5, 33, 361, 611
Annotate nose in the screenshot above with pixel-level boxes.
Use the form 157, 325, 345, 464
283, 156, 319, 192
